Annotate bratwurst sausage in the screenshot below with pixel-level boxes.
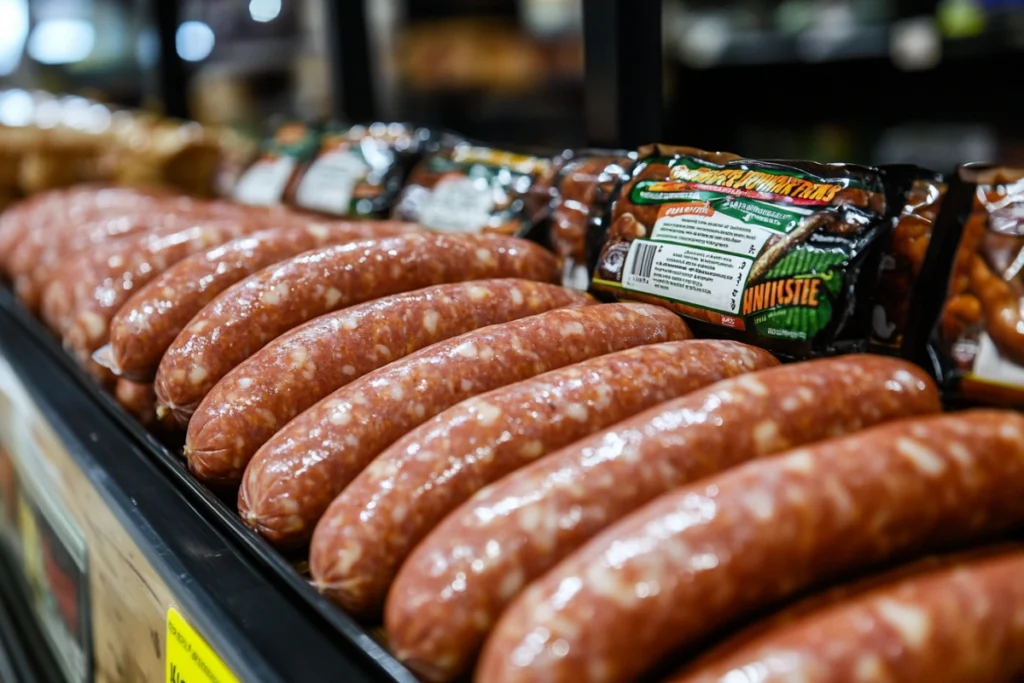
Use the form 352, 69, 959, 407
192, 280, 589, 486
671, 547, 1024, 683
100, 220, 419, 381
60, 220, 266, 372
385, 355, 941, 682
476, 410, 1024, 683
154, 233, 560, 425
307, 340, 777, 618
253, 303, 690, 559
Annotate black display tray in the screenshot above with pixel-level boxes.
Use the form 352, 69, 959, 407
0, 283, 418, 683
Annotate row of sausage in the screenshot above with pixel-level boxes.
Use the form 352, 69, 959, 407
3, 186, 1024, 682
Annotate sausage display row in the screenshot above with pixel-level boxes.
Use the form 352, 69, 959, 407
2, 173, 1024, 683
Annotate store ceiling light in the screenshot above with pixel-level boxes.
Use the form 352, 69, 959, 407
0, 89, 33, 126
176, 20, 215, 62
27, 18, 95, 65
0, 0, 29, 76
249, 0, 281, 23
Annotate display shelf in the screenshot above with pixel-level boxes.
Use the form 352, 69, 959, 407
0, 284, 416, 683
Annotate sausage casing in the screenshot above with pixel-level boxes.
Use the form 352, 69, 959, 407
671, 547, 1024, 683
268, 304, 689, 562
102, 220, 418, 381
309, 340, 777, 619
60, 220, 265, 373
192, 280, 589, 486
476, 410, 1024, 683
385, 355, 941, 682
154, 233, 560, 425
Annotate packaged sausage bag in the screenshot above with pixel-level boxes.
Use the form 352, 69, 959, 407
232, 121, 319, 207
906, 164, 1024, 407
391, 138, 554, 238
532, 149, 636, 289
868, 165, 946, 354
287, 121, 432, 218
589, 144, 891, 359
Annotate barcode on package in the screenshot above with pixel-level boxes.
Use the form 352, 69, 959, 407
630, 242, 658, 280
622, 238, 753, 315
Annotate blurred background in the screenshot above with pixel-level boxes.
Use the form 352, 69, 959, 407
1, 0, 1023, 168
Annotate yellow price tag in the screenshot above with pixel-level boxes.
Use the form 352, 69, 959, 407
166, 607, 240, 683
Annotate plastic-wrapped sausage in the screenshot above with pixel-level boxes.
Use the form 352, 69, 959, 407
306, 340, 777, 619
670, 547, 1024, 683
154, 233, 560, 426
385, 355, 941, 682
99, 220, 419, 381
476, 410, 1024, 683
191, 279, 588, 487
913, 164, 1024, 406
260, 304, 689, 561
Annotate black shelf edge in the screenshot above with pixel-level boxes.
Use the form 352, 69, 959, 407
0, 284, 414, 683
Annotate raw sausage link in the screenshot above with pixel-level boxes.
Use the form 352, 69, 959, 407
300, 304, 690, 614
101, 220, 419, 381
194, 280, 588, 488
309, 340, 777, 617
61, 220, 268, 372
671, 547, 1024, 683
39, 217, 248, 337
114, 379, 177, 431
154, 233, 560, 425
385, 355, 942, 682
247, 303, 681, 549
1, 186, 167, 271
15, 199, 271, 311
476, 410, 1024, 683
35, 202, 307, 333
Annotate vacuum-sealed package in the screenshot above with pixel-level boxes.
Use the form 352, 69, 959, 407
868, 166, 946, 353
232, 121, 319, 207
535, 149, 635, 289
908, 164, 1024, 407
392, 139, 553, 237
590, 144, 891, 358
289, 122, 432, 218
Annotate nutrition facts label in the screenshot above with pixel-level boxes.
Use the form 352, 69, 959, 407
620, 203, 782, 314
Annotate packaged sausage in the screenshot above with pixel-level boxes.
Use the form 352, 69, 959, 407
532, 149, 636, 289
868, 165, 946, 354
288, 121, 432, 218
391, 138, 553, 237
589, 144, 891, 359
232, 121, 319, 206
908, 164, 1024, 407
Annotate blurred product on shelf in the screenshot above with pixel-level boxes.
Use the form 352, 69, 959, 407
396, 18, 557, 93
911, 163, 1024, 407
392, 139, 553, 237
287, 121, 435, 218
869, 166, 947, 352
0, 90, 251, 207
